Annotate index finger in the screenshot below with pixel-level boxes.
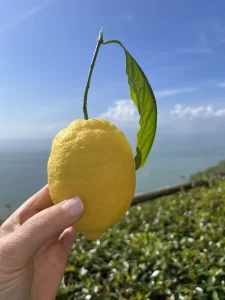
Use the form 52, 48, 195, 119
1, 185, 54, 234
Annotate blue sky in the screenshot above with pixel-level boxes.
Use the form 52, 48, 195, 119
1, 0, 225, 140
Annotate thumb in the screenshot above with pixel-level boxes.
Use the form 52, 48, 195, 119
6, 196, 84, 263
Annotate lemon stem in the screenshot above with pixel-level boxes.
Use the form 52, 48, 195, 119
83, 28, 104, 120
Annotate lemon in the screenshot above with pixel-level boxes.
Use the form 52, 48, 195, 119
48, 118, 136, 240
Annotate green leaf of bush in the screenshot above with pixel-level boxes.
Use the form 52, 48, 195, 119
103, 40, 157, 170
212, 290, 219, 300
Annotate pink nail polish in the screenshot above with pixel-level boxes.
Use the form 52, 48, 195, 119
62, 197, 84, 218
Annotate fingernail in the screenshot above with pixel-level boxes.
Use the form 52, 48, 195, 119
62, 197, 84, 218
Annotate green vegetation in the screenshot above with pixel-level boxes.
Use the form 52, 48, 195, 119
191, 159, 225, 181
103, 38, 157, 170
1, 161, 225, 299
82, 28, 157, 170
57, 178, 225, 299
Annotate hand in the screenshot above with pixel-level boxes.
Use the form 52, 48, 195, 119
0, 185, 84, 300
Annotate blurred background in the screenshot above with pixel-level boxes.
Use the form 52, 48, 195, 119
1, 0, 225, 216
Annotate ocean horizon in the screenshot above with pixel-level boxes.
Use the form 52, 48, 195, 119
0, 134, 224, 218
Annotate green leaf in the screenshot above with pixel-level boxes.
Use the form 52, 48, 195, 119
103, 40, 157, 170
212, 290, 219, 300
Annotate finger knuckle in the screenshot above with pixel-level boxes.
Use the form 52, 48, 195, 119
33, 210, 49, 228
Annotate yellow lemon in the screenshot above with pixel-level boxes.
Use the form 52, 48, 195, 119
48, 118, 136, 240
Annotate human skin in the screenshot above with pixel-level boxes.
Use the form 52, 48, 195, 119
0, 185, 84, 300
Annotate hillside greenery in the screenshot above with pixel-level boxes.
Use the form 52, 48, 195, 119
57, 178, 225, 299
191, 159, 225, 181
1, 162, 225, 299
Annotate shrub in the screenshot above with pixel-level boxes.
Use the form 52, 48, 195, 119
57, 180, 225, 299
191, 159, 225, 181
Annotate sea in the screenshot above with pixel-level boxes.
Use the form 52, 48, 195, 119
0, 135, 224, 218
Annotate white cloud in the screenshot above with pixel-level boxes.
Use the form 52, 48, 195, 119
211, 21, 225, 45
179, 21, 225, 56
0, 122, 67, 139
99, 88, 199, 125
216, 81, 225, 88
170, 104, 225, 120
178, 47, 212, 54
0, 2, 48, 34
156, 87, 198, 98
3, 102, 225, 140
99, 100, 138, 123
153, 66, 192, 73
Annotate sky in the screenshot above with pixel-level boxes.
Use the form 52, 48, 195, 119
1, 0, 225, 142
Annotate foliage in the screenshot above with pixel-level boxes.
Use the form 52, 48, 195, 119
57, 179, 225, 299
103, 39, 157, 170
191, 159, 225, 181
83, 28, 157, 171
